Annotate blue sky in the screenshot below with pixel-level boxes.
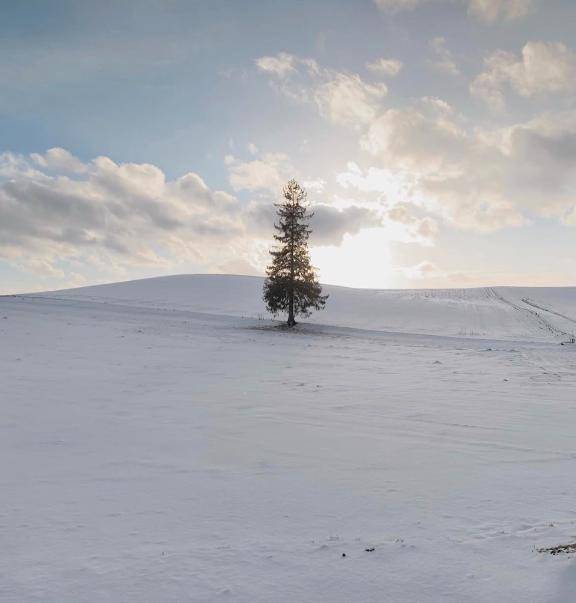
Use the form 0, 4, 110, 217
1, 0, 576, 292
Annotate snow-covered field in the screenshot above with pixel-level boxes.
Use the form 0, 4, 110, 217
2, 275, 576, 602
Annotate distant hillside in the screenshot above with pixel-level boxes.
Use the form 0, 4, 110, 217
37, 274, 576, 341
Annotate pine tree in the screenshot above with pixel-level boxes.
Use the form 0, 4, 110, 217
263, 179, 327, 327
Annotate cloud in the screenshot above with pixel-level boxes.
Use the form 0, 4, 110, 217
359, 103, 526, 232
366, 57, 403, 77
471, 42, 576, 111
402, 260, 443, 279
225, 151, 324, 195
0, 151, 249, 282
495, 112, 576, 217
361, 101, 467, 174
225, 153, 293, 193
420, 175, 527, 232
396, 260, 473, 286
255, 53, 320, 104
385, 204, 439, 242
309, 205, 383, 245
428, 37, 460, 76
374, 0, 535, 21
353, 97, 576, 232
243, 199, 383, 248
468, 0, 534, 22
302, 179, 326, 193
374, 0, 422, 11
336, 163, 440, 244
255, 52, 297, 77
30, 147, 87, 174
1, 149, 386, 286
337, 162, 416, 199
313, 74, 388, 128
256, 53, 387, 128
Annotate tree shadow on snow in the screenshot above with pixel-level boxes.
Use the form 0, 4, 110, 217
244, 321, 348, 339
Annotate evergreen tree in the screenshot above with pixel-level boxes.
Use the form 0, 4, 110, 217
263, 179, 327, 327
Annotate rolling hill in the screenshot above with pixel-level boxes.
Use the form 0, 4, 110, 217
37, 274, 576, 341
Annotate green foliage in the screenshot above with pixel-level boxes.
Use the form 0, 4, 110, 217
263, 179, 328, 326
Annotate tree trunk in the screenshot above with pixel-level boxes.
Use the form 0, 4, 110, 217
287, 293, 295, 327
287, 195, 296, 327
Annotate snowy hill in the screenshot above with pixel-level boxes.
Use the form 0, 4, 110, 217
3, 274, 576, 601
38, 274, 576, 341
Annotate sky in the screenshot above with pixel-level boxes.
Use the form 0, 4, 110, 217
1, 0, 576, 293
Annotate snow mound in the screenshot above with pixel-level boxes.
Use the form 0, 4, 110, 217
36, 274, 576, 341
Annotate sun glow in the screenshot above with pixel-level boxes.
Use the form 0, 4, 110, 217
311, 227, 394, 289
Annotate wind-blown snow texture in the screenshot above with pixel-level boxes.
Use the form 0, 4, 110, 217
2, 275, 576, 602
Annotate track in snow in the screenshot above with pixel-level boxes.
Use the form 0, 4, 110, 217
488, 287, 575, 341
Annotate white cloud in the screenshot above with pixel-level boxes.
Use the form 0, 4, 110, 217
0, 150, 383, 286
395, 261, 474, 286
468, 0, 534, 22
402, 260, 443, 279
374, 0, 535, 21
256, 53, 387, 128
0, 152, 45, 180
255, 52, 296, 77
225, 153, 292, 193
428, 37, 460, 76
30, 147, 87, 174
386, 204, 439, 243
313, 74, 388, 128
337, 163, 420, 213
255, 53, 319, 104
366, 57, 403, 77
374, 0, 423, 11
302, 178, 326, 193
497, 112, 576, 216
471, 42, 576, 111
336, 163, 440, 244
0, 151, 248, 282
353, 98, 576, 233
264, 43, 576, 237
361, 103, 467, 174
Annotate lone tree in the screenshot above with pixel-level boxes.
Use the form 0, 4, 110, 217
263, 179, 327, 327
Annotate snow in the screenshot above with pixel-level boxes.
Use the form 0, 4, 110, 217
41, 274, 576, 341
2, 274, 576, 602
